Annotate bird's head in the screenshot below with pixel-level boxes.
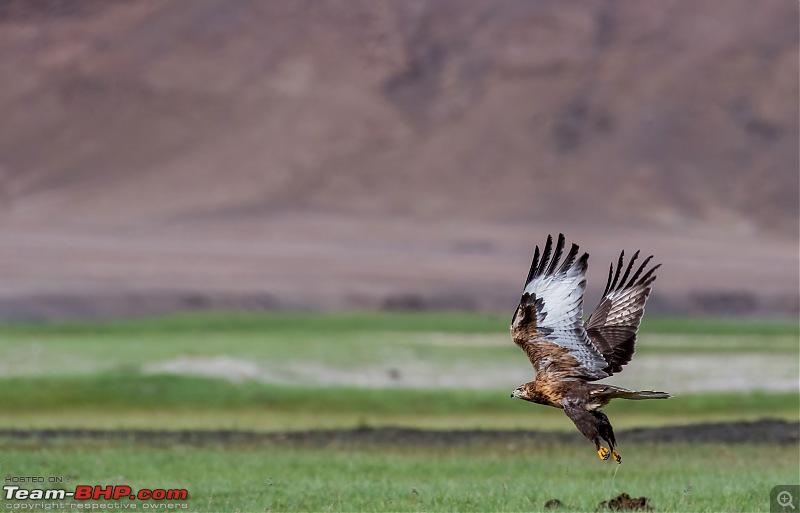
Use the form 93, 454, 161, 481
510, 385, 529, 400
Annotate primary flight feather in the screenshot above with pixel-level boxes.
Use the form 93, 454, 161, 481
510, 234, 670, 464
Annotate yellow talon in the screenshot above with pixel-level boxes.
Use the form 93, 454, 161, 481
597, 446, 610, 460
611, 449, 621, 464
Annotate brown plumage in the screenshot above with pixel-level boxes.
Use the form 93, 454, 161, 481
510, 234, 670, 464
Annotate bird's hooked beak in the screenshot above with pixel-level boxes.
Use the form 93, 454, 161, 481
511, 388, 523, 399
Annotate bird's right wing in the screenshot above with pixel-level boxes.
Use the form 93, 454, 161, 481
585, 250, 661, 376
511, 234, 609, 381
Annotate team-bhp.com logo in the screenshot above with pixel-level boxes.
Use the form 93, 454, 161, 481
3, 483, 188, 509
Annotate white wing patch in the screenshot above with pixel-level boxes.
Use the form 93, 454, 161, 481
523, 257, 586, 330
520, 234, 608, 379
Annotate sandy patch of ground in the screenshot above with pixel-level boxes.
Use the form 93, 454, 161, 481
141, 353, 799, 393
603, 354, 799, 393
143, 356, 265, 383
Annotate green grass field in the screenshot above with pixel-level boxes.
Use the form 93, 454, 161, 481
0, 374, 798, 431
1, 312, 797, 374
0, 311, 796, 430
1, 438, 796, 512
0, 312, 797, 512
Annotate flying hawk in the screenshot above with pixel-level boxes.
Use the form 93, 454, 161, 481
510, 234, 670, 464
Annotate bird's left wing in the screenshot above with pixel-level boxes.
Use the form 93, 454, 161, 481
584, 250, 661, 376
511, 234, 609, 381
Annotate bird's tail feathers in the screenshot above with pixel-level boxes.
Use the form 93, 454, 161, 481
612, 388, 671, 400
592, 385, 671, 401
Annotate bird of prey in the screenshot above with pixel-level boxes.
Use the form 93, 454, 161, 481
510, 234, 670, 464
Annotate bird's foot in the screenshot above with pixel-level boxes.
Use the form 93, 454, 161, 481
597, 446, 610, 460
611, 449, 621, 464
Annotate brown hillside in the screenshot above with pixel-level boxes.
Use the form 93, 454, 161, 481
0, 0, 797, 319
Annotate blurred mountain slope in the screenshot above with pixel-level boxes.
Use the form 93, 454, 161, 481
0, 0, 796, 318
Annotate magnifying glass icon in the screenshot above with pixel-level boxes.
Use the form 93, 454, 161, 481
778, 491, 796, 509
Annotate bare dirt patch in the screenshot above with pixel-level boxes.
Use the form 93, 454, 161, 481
545, 494, 654, 511
143, 356, 266, 383
138, 353, 799, 393
598, 493, 653, 511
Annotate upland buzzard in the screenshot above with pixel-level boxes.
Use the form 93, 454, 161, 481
510, 234, 670, 464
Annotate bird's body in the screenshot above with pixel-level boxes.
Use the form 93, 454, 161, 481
510, 234, 670, 464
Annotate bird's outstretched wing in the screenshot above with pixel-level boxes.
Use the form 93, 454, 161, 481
511, 234, 609, 381
584, 251, 661, 376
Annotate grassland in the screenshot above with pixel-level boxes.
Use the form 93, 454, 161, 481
1, 437, 796, 513
1, 310, 797, 335
0, 373, 798, 431
0, 312, 796, 379
0, 312, 797, 512
0, 312, 797, 430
